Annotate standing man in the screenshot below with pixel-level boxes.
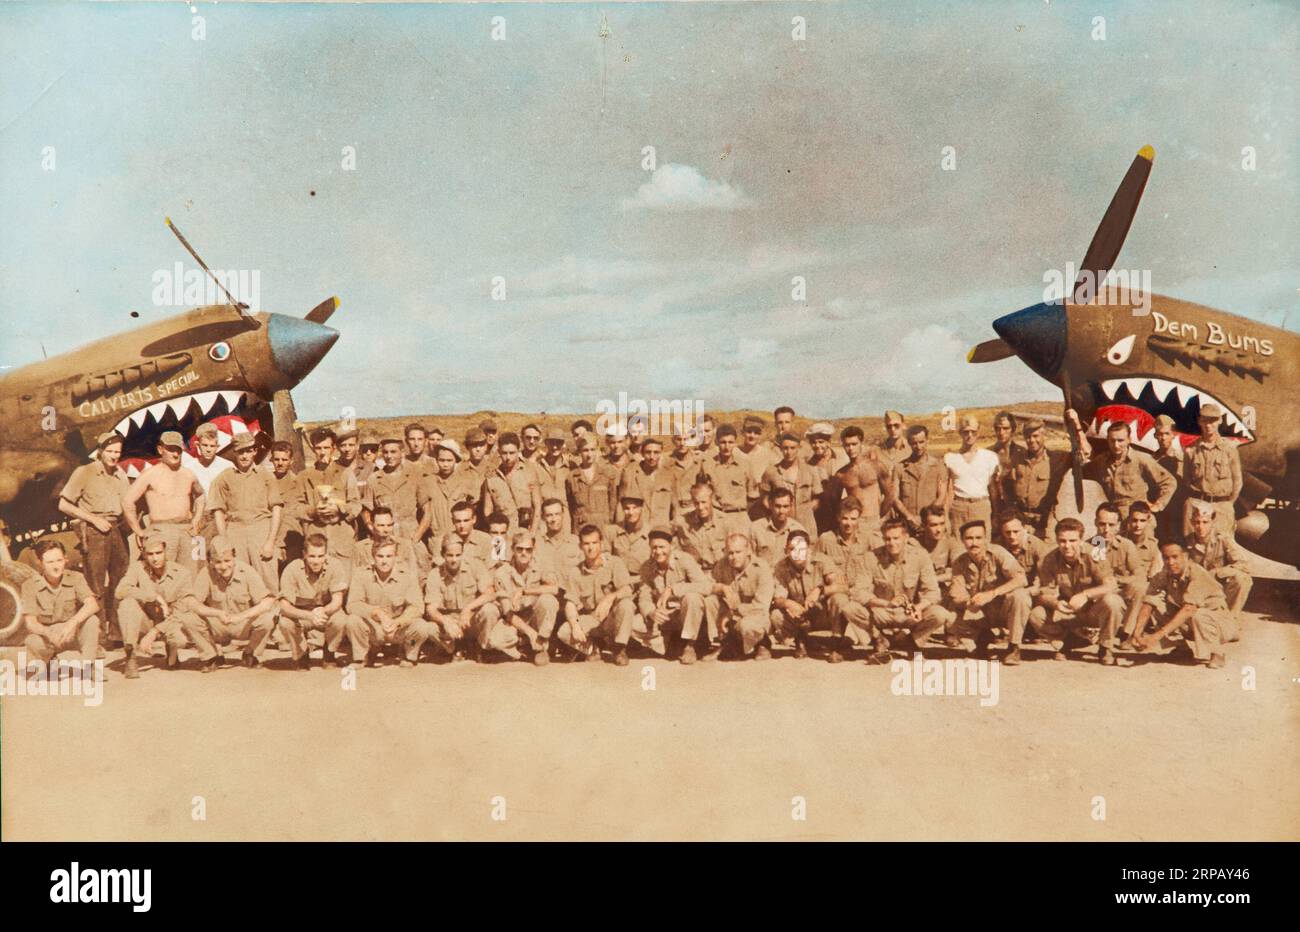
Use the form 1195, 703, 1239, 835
184, 422, 232, 544
21, 540, 100, 667
340, 539, 434, 667
805, 422, 844, 534
350, 433, 380, 507
666, 425, 703, 516
1074, 418, 1176, 520
604, 494, 651, 574
1185, 503, 1252, 620
1151, 415, 1186, 543
277, 533, 349, 669
618, 437, 675, 527
207, 433, 283, 593
1007, 418, 1071, 539
369, 437, 424, 549
738, 416, 774, 519
675, 481, 729, 573
834, 426, 897, 547
269, 440, 304, 570
638, 526, 712, 663
459, 427, 493, 516
699, 423, 755, 535
877, 411, 911, 468
532, 429, 572, 531
352, 506, 421, 577
1180, 404, 1242, 540
123, 431, 205, 570
567, 436, 619, 531
989, 411, 1024, 504
483, 431, 542, 532
518, 424, 544, 466
892, 424, 948, 536
1028, 518, 1124, 666
182, 535, 277, 672
59, 430, 130, 643
758, 432, 822, 533
943, 416, 1001, 537
297, 427, 363, 577
705, 534, 775, 662
415, 438, 478, 551
557, 524, 637, 666
114, 532, 192, 677
403, 423, 433, 475
946, 521, 1030, 664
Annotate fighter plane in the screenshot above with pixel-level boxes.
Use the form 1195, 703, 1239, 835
0, 220, 340, 635
968, 146, 1300, 567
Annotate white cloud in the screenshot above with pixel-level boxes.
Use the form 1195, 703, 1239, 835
620, 163, 754, 212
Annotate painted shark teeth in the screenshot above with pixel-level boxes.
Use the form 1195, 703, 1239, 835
108, 389, 264, 442
1096, 377, 1254, 442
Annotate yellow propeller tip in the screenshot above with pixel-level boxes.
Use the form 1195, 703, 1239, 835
164, 216, 172, 225
332, 296, 340, 308
1138, 145, 1155, 161
966, 346, 976, 363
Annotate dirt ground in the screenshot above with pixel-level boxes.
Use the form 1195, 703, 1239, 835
3, 577, 1297, 842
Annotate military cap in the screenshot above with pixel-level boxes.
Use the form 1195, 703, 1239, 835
619, 493, 645, 504
96, 430, 124, 448
884, 410, 904, 422
465, 427, 487, 445
545, 427, 567, 444
335, 425, 359, 441
209, 535, 235, 556
1198, 404, 1223, 421
435, 438, 463, 461
359, 433, 380, 449
158, 430, 184, 449
230, 433, 256, 451
648, 525, 674, 543
806, 422, 835, 438
140, 531, 168, 551
1154, 414, 1177, 429
194, 422, 219, 439
1021, 418, 1046, 435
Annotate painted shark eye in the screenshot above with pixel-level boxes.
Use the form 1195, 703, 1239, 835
209, 342, 231, 362
1105, 334, 1136, 365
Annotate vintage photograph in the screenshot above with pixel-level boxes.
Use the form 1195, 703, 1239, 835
0, 0, 1296, 855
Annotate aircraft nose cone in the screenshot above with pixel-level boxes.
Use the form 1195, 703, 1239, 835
992, 302, 1067, 384
267, 313, 339, 386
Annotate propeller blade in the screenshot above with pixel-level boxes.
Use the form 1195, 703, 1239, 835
1061, 372, 1085, 510
271, 389, 307, 470
967, 338, 1016, 364
305, 295, 340, 324
1072, 145, 1154, 305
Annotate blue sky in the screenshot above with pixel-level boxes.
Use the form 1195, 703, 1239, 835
1, 0, 1295, 420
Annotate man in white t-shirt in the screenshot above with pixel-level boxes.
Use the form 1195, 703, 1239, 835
943, 415, 1001, 536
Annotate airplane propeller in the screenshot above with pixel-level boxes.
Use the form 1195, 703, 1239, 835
967, 338, 1015, 364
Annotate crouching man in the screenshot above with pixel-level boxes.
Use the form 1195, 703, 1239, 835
278, 533, 349, 669
1127, 541, 1236, 669
341, 540, 435, 667
769, 529, 837, 660
21, 540, 101, 669
424, 536, 499, 661
1028, 518, 1125, 666
704, 534, 775, 661
182, 535, 277, 672
492, 533, 561, 665
557, 524, 638, 665
861, 519, 954, 663
946, 521, 1031, 665
114, 532, 192, 677
638, 525, 712, 663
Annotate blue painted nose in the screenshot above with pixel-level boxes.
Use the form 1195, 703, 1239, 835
267, 313, 339, 386
992, 302, 1066, 383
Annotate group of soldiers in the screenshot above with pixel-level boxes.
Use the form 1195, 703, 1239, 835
25, 399, 1252, 678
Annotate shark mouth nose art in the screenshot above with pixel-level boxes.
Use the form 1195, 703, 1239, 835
106, 389, 268, 477
1091, 376, 1254, 450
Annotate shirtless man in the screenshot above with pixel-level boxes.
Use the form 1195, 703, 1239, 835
123, 431, 205, 570
833, 425, 896, 548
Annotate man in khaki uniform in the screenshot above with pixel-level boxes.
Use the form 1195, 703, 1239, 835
675, 481, 728, 573
532, 429, 572, 531
123, 430, 205, 571
182, 535, 277, 672
805, 422, 846, 535
877, 411, 911, 467
861, 519, 953, 660
352, 433, 380, 504
114, 532, 192, 677
208, 432, 284, 593
1028, 518, 1124, 665
770, 529, 838, 659
369, 437, 424, 548
353, 506, 421, 578
1007, 418, 1071, 538
519, 423, 544, 467
557, 524, 637, 666
738, 416, 776, 519
989, 411, 1025, 504
21, 540, 101, 665
535, 497, 582, 579
415, 438, 478, 551
459, 428, 492, 515
1180, 404, 1242, 539
432, 500, 495, 570
1151, 414, 1186, 542
58, 430, 130, 640
892, 425, 948, 536
748, 486, 807, 566
665, 426, 703, 516
1130, 541, 1235, 668
483, 431, 541, 532
424, 535, 499, 659
704, 534, 775, 661
1093, 502, 1152, 646
278, 533, 349, 669
1076, 419, 1176, 519
493, 532, 561, 665
269, 440, 305, 570
402, 423, 433, 476
698, 423, 751, 535
918, 505, 964, 601
618, 437, 676, 527
567, 436, 619, 530
947, 521, 1031, 664
602, 424, 632, 476
604, 494, 651, 575
297, 427, 363, 576
340, 539, 433, 667
1185, 503, 1252, 617
1124, 502, 1163, 580
994, 513, 1050, 599
758, 432, 822, 533
638, 526, 712, 663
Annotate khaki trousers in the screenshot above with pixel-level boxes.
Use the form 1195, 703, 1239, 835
949, 589, 1032, 646
1028, 593, 1125, 651
25, 615, 100, 663
183, 609, 275, 662
116, 598, 188, 651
